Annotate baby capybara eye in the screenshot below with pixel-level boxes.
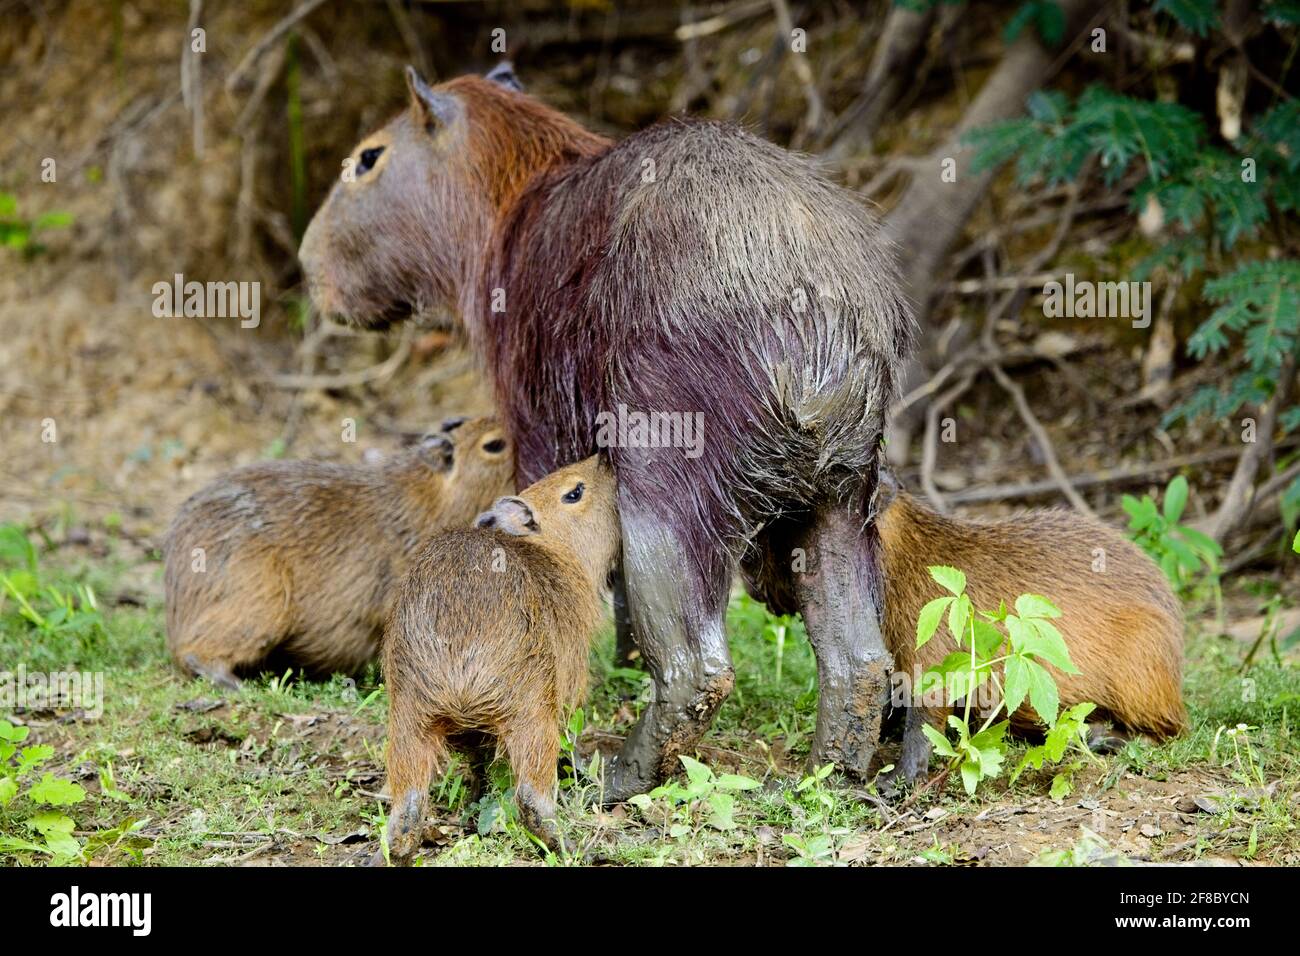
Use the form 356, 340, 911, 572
357, 146, 385, 175
482, 438, 506, 454
561, 483, 583, 504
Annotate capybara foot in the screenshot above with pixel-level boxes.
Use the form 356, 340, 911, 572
515, 782, 563, 854
1087, 723, 1137, 753
182, 654, 241, 690
384, 788, 428, 865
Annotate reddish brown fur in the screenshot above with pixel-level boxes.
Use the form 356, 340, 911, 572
382, 456, 620, 861
880, 489, 1188, 748
163, 417, 513, 687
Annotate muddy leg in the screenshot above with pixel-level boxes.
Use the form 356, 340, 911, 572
611, 568, 640, 667
792, 501, 891, 780
382, 727, 448, 866
603, 504, 735, 803
503, 714, 562, 853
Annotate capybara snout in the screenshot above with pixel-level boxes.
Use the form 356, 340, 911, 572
163, 414, 514, 688
382, 454, 620, 862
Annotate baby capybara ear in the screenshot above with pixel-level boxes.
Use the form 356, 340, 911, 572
440, 416, 468, 434
484, 496, 540, 537
485, 61, 523, 92
413, 433, 454, 472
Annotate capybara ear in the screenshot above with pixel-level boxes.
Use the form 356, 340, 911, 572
440, 416, 468, 434
489, 496, 540, 537
413, 433, 454, 472
404, 65, 459, 131
475, 511, 496, 529
485, 61, 523, 92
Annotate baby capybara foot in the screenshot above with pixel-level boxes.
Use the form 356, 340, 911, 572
383, 788, 429, 866
182, 654, 241, 690
515, 782, 564, 855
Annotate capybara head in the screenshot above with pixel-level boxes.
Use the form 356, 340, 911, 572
434, 415, 515, 522
475, 454, 620, 584
298, 64, 603, 329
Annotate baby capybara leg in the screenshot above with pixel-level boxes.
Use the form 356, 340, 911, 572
172, 612, 284, 690
503, 714, 563, 853
894, 705, 947, 786
604, 505, 735, 803
383, 728, 448, 865
791, 501, 892, 781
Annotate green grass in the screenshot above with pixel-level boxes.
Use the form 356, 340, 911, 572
2, 531, 1298, 866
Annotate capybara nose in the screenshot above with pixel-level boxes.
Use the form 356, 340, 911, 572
475, 512, 497, 529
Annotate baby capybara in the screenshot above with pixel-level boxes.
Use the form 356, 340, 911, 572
878, 478, 1187, 784
163, 416, 513, 688
382, 455, 620, 861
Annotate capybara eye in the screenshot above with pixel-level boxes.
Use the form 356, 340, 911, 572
482, 438, 506, 454
562, 482, 584, 504
357, 146, 385, 175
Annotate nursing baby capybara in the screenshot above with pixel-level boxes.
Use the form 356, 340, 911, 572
299, 64, 914, 799
382, 455, 620, 861
163, 416, 513, 688
876, 476, 1187, 785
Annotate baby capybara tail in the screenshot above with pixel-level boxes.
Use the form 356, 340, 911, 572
789, 493, 891, 779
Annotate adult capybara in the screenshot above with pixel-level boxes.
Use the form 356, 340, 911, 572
875, 476, 1187, 784
382, 455, 620, 860
299, 64, 914, 798
164, 416, 513, 687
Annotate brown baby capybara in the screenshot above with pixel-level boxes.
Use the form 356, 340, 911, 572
382, 455, 620, 862
876, 476, 1187, 785
163, 416, 513, 688
299, 64, 915, 799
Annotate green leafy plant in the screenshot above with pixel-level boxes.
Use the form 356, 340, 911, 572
0, 193, 72, 257
627, 754, 760, 837
1121, 476, 1222, 593
914, 566, 1098, 797
0, 719, 88, 862
0, 525, 105, 645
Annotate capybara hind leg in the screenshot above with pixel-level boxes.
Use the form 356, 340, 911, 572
792, 501, 891, 781
1087, 723, 1144, 754
895, 705, 944, 785
611, 568, 640, 667
383, 729, 447, 865
503, 716, 563, 853
181, 653, 241, 691
605, 506, 734, 803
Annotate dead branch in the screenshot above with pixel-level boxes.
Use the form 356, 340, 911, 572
1205, 349, 1299, 542
225, 0, 332, 93
990, 363, 1095, 517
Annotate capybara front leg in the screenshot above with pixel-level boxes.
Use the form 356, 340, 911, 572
792, 501, 891, 780
604, 506, 735, 803
382, 728, 447, 866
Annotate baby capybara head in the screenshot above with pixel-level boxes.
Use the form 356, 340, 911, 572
434, 415, 515, 523
298, 64, 602, 329
475, 454, 620, 585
